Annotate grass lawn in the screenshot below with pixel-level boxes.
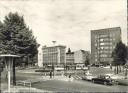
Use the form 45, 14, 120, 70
89, 67, 114, 75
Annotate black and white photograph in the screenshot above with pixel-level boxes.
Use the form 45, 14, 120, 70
0, 0, 127, 92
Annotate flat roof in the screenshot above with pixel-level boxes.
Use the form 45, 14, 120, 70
66, 52, 74, 54
42, 45, 66, 49
91, 27, 121, 32
0, 54, 20, 57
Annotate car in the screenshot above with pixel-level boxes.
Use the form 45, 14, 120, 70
92, 75, 115, 85
82, 73, 96, 81
103, 66, 110, 69
105, 74, 124, 80
82, 75, 95, 81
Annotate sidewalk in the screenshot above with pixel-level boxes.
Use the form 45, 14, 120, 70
2, 86, 50, 93
17, 69, 40, 74
42, 75, 73, 81
53, 75, 72, 81
1, 83, 51, 93
106, 72, 128, 79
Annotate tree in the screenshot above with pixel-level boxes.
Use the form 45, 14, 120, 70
0, 12, 39, 65
84, 52, 90, 66
0, 12, 39, 85
85, 57, 90, 66
112, 41, 127, 74
124, 47, 128, 79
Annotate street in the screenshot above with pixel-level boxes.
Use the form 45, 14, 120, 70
32, 79, 128, 92
1, 68, 127, 92
15, 68, 128, 92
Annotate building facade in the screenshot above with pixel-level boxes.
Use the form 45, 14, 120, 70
74, 50, 90, 64
38, 46, 43, 67
42, 45, 66, 66
66, 51, 74, 65
91, 27, 121, 65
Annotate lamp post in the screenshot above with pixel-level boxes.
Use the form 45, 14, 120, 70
0, 62, 3, 93
125, 60, 128, 79
0, 54, 20, 93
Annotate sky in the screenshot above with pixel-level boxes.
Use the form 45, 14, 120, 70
0, 0, 127, 51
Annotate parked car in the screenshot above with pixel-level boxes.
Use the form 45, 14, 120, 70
104, 75, 125, 85
91, 64, 104, 67
82, 74, 95, 81
82, 73, 96, 81
92, 75, 115, 85
105, 74, 124, 80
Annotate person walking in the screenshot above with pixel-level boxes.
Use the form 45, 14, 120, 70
50, 71, 52, 78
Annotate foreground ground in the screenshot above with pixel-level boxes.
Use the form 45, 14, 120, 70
33, 79, 128, 92
1, 67, 128, 92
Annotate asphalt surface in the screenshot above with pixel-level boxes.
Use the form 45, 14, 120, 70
15, 68, 128, 92
32, 79, 128, 92
1, 67, 128, 92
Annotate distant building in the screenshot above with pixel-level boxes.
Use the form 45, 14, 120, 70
74, 50, 90, 64
42, 45, 66, 66
66, 48, 74, 65
91, 27, 121, 65
38, 46, 43, 67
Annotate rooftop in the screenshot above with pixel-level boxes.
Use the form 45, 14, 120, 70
42, 45, 66, 49
0, 54, 20, 57
91, 27, 121, 32
66, 52, 74, 54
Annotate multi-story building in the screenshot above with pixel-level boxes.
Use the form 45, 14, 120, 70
91, 27, 121, 65
38, 46, 43, 67
42, 45, 66, 66
66, 49, 74, 65
74, 50, 90, 64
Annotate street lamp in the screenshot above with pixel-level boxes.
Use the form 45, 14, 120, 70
125, 60, 128, 79
0, 62, 4, 93
0, 54, 20, 93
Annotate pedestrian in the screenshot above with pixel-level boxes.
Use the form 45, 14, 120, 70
69, 74, 71, 78
68, 74, 72, 81
110, 64, 112, 70
50, 71, 52, 78
5, 73, 7, 80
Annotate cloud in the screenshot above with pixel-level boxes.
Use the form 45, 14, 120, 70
0, 0, 127, 51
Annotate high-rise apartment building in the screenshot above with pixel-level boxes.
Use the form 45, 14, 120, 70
42, 45, 66, 66
91, 27, 121, 65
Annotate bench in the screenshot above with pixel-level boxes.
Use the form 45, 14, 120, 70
16, 79, 40, 87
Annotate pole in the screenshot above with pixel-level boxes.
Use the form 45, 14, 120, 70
13, 59, 16, 86
0, 71, 1, 93
125, 66, 127, 79
8, 70, 10, 92
127, 0, 128, 45
0, 62, 3, 93
8, 59, 10, 93
8, 57, 12, 93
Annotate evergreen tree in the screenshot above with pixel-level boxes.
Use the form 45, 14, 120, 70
0, 12, 39, 86
112, 41, 127, 74
84, 52, 90, 66
0, 12, 39, 65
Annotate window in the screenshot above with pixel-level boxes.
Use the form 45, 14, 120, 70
100, 47, 104, 49
95, 43, 97, 46
95, 55, 97, 57
95, 59, 97, 61
100, 43, 105, 45
100, 39, 104, 41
